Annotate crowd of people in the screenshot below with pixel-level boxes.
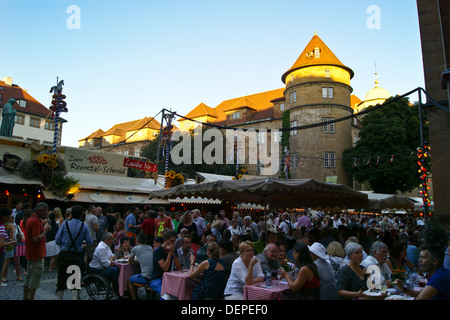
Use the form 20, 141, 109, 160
0, 201, 449, 300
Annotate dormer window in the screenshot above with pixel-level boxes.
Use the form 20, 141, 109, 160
18, 100, 27, 108
314, 47, 320, 58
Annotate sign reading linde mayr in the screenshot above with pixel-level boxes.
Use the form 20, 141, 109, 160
123, 158, 157, 172
65, 148, 127, 176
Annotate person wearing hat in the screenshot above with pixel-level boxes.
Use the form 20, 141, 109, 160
309, 242, 339, 300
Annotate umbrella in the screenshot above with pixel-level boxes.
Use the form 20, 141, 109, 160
362, 192, 415, 211
149, 178, 369, 210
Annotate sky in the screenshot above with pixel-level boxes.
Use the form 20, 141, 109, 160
0, 0, 425, 148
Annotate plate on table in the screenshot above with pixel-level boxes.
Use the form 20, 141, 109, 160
385, 295, 414, 300
116, 259, 128, 263
363, 289, 387, 300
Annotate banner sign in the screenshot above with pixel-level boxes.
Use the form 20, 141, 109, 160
65, 148, 127, 176
123, 158, 157, 172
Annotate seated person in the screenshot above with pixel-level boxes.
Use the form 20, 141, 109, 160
195, 234, 217, 264
218, 239, 239, 278
361, 241, 392, 288
394, 244, 450, 300
336, 242, 368, 300
127, 232, 154, 300
223, 241, 264, 300
174, 235, 193, 270
189, 241, 226, 300
257, 243, 281, 278
88, 232, 119, 294
114, 236, 133, 259
149, 229, 177, 297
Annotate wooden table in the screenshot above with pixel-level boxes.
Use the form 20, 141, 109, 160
113, 260, 140, 297
161, 270, 202, 300
243, 280, 291, 300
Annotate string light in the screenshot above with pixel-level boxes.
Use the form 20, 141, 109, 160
417, 143, 432, 216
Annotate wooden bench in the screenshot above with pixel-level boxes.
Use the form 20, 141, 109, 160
132, 283, 159, 300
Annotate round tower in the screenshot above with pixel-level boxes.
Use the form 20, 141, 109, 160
281, 33, 354, 186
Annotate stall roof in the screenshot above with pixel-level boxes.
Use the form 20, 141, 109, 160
0, 167, 42, 185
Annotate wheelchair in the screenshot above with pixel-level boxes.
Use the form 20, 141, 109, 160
80, 260, 118, 300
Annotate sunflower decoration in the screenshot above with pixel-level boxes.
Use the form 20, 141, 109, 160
233, 165, 248, 180
165, 170, 185, 187
37, 153, 58, 168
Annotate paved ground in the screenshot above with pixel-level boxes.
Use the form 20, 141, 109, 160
0, 262, 94, 300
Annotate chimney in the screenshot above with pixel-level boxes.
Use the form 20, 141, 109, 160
1, 76, 12, 87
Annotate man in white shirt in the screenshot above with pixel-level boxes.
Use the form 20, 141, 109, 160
361, 241, 392, 288
89, 232, 119, 295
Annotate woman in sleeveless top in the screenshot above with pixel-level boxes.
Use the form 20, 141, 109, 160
387, 241, 415, 273
190, 241, 226, 300
279, 242, 321, 300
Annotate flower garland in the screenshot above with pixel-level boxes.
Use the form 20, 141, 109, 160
390, 267, 406, 282
37, 153, 58, 168
232, 165, 248, 180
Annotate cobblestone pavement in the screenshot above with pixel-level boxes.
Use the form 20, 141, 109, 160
0, 262, 91, 300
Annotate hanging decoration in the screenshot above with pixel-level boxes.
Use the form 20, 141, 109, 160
49, 79, 68, 155
161, 112, 175, 188
164, 170, 185, 188
283, 147, 290, 179
232, 165, 248, 180
417, 143, 432, 217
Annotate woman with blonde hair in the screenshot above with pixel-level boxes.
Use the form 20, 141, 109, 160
223, 241, 264, 300
53, 207, 64, 226
326, 241, 346, 279
190, 241, 226, 299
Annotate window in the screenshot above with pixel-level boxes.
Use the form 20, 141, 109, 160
314, 47, 320, 58
29, 117, 40, 128
280, 103, 285, 111
325, 69, 331, 78
289, 91, 297, 104
123, 150, 129, 156
15, 114, 24, 125
134, 148, 140, 157
290, 121, 298, 135
323, 118, 335, 133
324, 152, 336, 168
18, 100, 27, 108
232, 111, 240, 120
44, 120, 54, 130
322, 87, 334, 98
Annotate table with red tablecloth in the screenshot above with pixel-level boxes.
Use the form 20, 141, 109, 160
161, 270, 202, 300
244, 280, 291, 300
113, 260, 140, 296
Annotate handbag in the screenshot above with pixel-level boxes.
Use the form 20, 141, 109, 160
15, 225, 23, 243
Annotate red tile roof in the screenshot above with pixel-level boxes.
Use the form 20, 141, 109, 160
0, 79, 54, 119
281, 34, 354, 83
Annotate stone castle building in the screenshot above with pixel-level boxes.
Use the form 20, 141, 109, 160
177, 33, 390, 187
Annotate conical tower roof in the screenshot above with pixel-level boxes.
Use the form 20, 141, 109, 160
282, 33, 354, 83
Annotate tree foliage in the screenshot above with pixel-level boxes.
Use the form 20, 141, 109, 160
342, 96, 429, 194
141, 127, 236, 179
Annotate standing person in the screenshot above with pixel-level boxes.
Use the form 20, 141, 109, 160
95, 206, 108, 245
177, 211, 198, 235
241, 216, 259, 242
11, 202, 23, 221
140, 210, 156, 246
0, 211, 18, 286
149, 229, 177, 298
297, 210, 312, 232
23, 202, 51, 300
105, 207, 117, 233
44, 212, 60, 272
112, 219, 127, 251
55, 205, 93, 300
125, 206, 141, 245
191, 209, 206, 237
84, 205, 99, 264
154, 207, 172, 238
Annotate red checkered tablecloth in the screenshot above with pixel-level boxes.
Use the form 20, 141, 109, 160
161, 270, 201, 300
244, 280, 291, 300
113, 261, 140, 296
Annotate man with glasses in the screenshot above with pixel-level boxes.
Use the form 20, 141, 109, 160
361, 241, 392, 288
